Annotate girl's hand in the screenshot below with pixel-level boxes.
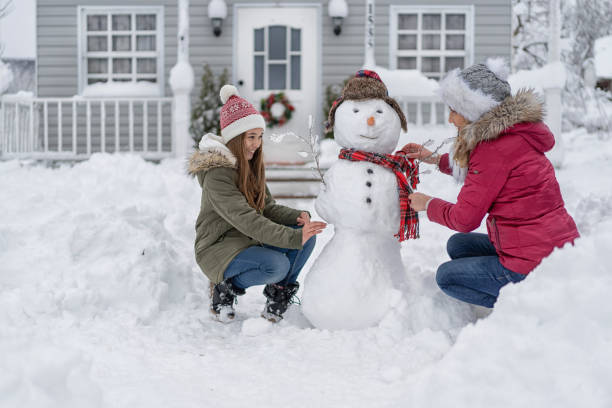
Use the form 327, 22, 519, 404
400, 143, 439, 165
408, 192, 432, 212
302, 221, 327, 244
297, 211, 311, 226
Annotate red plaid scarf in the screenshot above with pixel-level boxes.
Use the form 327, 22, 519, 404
339, 148, 419, 241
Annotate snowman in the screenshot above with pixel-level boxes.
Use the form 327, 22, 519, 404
301, 70, 419, 330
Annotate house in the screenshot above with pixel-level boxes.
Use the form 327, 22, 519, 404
1, 0, 511, 160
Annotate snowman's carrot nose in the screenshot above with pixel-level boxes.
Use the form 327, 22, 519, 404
367, 116, 375, 126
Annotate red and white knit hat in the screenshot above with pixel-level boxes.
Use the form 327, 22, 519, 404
219, 85, 266, 144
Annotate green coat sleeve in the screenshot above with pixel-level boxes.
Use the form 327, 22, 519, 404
262, 185, 305, 226
204, 168, 303, 249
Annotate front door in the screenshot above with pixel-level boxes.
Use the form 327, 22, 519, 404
235, 6, 319, 163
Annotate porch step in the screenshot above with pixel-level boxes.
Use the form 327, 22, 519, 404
265, 165, 326, 199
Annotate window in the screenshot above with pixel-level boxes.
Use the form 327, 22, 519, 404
79, 7, 164, 94
253, 25, 302, 90
390, 6, 473, 80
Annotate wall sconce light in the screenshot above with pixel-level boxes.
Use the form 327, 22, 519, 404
208, 0, 227, 37
329, 0, 348, 36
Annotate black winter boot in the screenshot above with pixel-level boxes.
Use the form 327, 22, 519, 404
210, 280, 246, 323
261, 282, 300, 322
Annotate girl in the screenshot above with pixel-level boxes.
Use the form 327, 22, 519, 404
188, 85, 326, 322
404, 60, 579, 308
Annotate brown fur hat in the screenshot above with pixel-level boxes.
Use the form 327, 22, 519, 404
326, 70, 407, 133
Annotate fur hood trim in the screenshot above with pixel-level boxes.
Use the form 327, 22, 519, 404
450, 89, 545, 182
188, 133, 237, 175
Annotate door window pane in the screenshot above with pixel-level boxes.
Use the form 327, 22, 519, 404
87, 36, 107, 52
136, 35, 156, 51
112, 14, 131, 31
291, 28, 301, 52
398, 57, 417, 69
268, 64, 286, 89
446, 34, 465, 50
268, 26, 287, 60
254, 28, 264, 52
87, 15, 107, 31
422, 34, 440, 50
88, 58, 108, 74
398, 34, 417, 50
113, 35, 131, 51
113, 58, 132, 74
422, 57, 440, 73
446, 14, 465, 30
254, 55, 264, 90
422, 14, 441, 30
137, 58, 156, 74
291, 55, 300, 89
398, 14, 417, 30
445, 57, 464, 71
136, 14, 156, 30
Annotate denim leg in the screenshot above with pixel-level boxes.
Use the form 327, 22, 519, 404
447, 232, 498, 260
263, 231, 316, 286
436, 255, 526, 308
224, 246, 290, 289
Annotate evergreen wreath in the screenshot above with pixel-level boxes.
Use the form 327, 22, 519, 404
260, 92, 295, 128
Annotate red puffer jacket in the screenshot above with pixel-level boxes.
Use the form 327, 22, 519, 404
427, 91, 579, 274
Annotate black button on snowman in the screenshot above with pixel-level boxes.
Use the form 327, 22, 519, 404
302, 70, 413, 330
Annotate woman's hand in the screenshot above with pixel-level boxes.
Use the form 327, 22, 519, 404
301, 221, 327, 244
400, 143, 439, 165
408, 192, 433, 212
297, 211, 311, 226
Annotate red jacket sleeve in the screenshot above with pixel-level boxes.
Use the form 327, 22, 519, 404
427, 146, 509, 233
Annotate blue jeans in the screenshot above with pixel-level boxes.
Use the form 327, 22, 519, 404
224, 227, 316, 290
436, 233, 527, 308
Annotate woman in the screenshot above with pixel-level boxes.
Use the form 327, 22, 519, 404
404, 60, 579, 308
188, 85, 326, 322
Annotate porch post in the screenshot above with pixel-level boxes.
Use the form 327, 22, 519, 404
363, 0, 376, 69
545, 0, 564, 168
170, 0, 195, 158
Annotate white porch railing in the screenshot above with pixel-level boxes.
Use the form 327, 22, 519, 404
394, 95, 450, 127
0, 95, 174, 160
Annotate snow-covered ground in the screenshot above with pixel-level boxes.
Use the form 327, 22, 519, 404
1, 126, 611, 407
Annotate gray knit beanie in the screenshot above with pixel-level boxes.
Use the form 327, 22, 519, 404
438, 57, 511, 122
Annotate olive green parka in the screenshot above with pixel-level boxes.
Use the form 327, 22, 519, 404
188, 140, 304, 284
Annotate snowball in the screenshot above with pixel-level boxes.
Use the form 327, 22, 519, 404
169, 60, 195, 93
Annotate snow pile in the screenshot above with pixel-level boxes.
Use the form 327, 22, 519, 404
0, 60, 14, 94
169, 61, 195, 93
594, 35, 612, 79
81, 81, 161, 97
0, 127, 610, 406
508, 61, 567, 94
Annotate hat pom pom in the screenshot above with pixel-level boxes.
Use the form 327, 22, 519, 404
220, 84, 239, 104
485, 57, 510, 81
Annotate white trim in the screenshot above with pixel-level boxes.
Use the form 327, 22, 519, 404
389, 5, 474, 78
77, 6, 165, 97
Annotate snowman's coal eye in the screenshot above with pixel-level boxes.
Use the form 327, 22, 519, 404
376, 109, 383, 114
353, 108, 359, 113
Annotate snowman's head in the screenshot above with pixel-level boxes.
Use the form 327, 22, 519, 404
327, 70, 407, 154
333, 99, 402, 153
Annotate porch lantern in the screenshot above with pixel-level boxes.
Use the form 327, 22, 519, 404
208, 0, 227, 37
329, 0, 348, 35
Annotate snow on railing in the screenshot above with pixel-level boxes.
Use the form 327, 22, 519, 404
394, 95, 450, 126
0, 95, 173, 160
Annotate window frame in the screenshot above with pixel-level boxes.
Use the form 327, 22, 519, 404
389, 5, 474, 79
77, 6, 165, 96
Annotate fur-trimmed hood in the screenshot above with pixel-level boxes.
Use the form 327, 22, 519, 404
188, 133, 237, 178
451, 89, 548, 174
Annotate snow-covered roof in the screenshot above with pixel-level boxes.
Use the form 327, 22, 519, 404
594, 35, 612, 79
